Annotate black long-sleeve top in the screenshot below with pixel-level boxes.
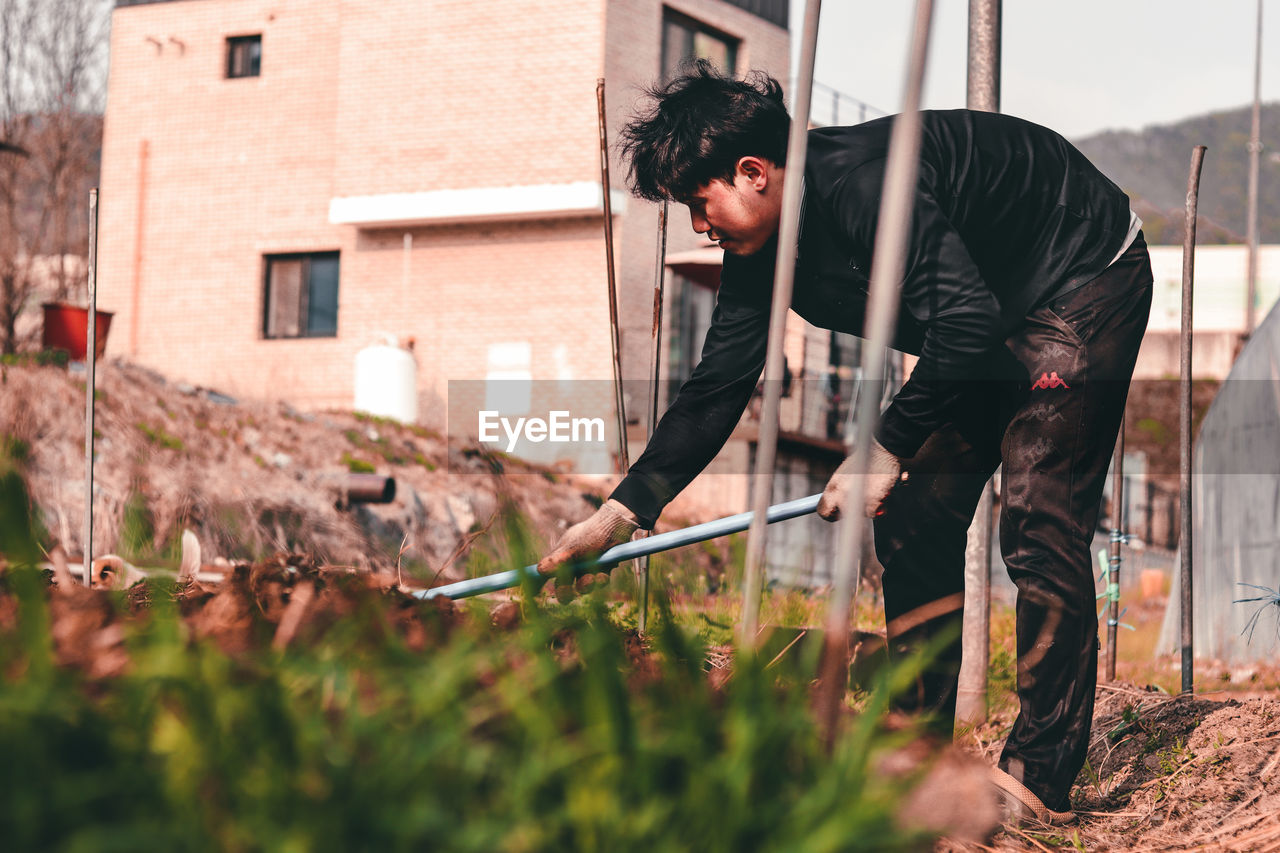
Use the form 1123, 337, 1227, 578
611, 110, 1132, 528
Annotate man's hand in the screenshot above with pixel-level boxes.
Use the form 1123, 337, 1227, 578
816, 439, 904, 521
537, 499, 639, 599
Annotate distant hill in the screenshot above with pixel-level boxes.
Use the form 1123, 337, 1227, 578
1072, 103, 1280, 245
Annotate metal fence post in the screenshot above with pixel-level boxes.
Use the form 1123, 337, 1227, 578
815, 0, 936, 745
1180, 145, 1207, 695
83, 188, 100, 587
739, 0, 823, 646
954, 0, 1001, 727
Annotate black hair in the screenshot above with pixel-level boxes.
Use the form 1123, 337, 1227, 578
618, 59, 789, 202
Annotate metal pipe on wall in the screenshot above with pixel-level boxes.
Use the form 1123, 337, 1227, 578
816, 0, 936, 744
1180, 145, 1207, 695
738, 0, 823, 646
129, 140, 149, 355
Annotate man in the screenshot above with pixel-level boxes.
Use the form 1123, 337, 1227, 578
537, 61, 1152, 826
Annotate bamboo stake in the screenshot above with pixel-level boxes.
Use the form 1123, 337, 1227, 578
738, 0, 822, 647
816, 0, 936, 745
1180, 144, 1206, 695
596, 79, 629, 474
635, 202, 668, 634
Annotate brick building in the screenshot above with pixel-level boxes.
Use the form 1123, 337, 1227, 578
100, 0, 874, 581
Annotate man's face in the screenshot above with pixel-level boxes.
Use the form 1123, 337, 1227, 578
681, 157, 782, 256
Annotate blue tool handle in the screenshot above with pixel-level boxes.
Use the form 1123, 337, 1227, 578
417, 493, 822, 601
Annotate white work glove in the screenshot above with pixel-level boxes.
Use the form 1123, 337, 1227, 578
537, 499, 639, 600
816, 439, 905, 521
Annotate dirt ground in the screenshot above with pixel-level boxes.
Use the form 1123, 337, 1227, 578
0, 358, 606, 579
940, 686, 1280, 852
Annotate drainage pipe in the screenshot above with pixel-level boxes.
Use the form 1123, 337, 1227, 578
418, 494, 820, 601
345, 473, 397, 505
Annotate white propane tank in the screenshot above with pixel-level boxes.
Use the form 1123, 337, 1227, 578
354, 336, 418, 423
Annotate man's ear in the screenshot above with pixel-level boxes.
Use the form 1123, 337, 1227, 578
735, 156, 773, 191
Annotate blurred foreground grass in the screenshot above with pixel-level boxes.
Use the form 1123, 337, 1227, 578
0, 444, 932, 853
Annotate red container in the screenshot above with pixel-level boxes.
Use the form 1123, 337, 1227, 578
41, 303, 114, 361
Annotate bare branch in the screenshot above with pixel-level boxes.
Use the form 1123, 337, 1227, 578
0, 0, 110, 352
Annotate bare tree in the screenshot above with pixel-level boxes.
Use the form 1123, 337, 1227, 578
0, 0, 109, 355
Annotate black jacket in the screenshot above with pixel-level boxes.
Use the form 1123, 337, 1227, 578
612, 110, 1132, 528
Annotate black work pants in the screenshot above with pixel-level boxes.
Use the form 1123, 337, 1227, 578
873, 235, 1153, 812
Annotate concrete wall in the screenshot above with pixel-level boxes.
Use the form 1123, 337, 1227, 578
1135, 244, 1280, 379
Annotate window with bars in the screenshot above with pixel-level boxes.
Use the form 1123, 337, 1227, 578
263, 252, 339, 339
226, 34, 261, 78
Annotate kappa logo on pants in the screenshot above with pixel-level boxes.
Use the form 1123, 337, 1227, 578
1032, 371, 1071, 390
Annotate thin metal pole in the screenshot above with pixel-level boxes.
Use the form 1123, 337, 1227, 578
739, 0, 822, 647
966, 0, 1001, 113
1105, 426, 1125, 682
596, 79, 630, 474
83, 188, 100, 587
956, 484, 992, 723
1180, 145, 1206, 695
816, 0, 936, 745
955, 0, 1001, 728
420, 494, 821, 601
635, 201, 668, 634
1245, 0, 1263, 338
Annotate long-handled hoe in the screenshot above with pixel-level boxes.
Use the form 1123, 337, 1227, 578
415, 494, 820, 601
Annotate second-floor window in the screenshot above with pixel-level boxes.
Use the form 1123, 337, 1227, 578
226, 35, 261, 78
263, 252, 339, 339
661, 9, 738, 80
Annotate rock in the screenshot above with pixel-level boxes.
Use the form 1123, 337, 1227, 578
446, 494, 476, 536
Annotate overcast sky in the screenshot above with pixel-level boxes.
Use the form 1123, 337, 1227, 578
792, 0, 1278, 139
